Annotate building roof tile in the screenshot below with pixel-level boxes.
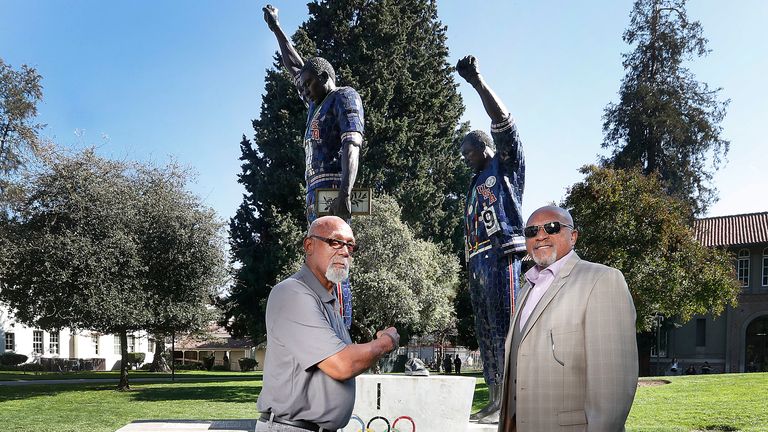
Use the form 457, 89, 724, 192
694, 212, 768, 247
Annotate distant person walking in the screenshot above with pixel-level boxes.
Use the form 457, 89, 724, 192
454, 355, 462, 375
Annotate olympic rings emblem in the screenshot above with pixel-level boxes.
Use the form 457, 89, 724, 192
347, 414, 416, 432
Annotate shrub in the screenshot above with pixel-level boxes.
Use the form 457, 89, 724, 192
0, 352, 28, 366
202, 355, 215, 371
125, 352, 146, 368
0, 363, 43, 371
238, 357, 258, 372
211, 365, 229, 372
172, 361, 205, 370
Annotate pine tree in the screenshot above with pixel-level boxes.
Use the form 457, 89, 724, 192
602, 0, 729, 215
225, 0, 469, 343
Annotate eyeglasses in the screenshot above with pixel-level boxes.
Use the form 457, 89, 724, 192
523, 221, 574, 238
310, 235, 359, 253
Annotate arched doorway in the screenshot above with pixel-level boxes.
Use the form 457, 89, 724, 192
745, 315, 768, 372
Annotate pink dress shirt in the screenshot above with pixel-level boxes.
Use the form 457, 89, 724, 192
518, 250, 575, 330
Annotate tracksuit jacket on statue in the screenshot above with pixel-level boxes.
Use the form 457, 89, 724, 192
464, 114, 526, 386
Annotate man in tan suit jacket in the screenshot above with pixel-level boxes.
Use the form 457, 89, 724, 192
499, 206, 638, 432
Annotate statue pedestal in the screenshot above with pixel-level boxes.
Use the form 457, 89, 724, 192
343, 374, 476, 432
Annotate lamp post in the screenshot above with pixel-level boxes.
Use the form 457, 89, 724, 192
171, 332, 175, 382
655, 314, 664, 376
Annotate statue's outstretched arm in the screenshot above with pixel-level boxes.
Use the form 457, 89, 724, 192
263, 5, 304, 77
456, 55, 509, 124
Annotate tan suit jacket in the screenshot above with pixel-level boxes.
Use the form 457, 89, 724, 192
498, 253, 638, 432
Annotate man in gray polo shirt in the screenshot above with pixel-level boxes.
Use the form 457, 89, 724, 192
257, 216, 400, 432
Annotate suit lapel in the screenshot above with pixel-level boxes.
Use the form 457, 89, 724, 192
519, 253, 581, 344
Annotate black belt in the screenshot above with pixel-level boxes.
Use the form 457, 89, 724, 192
258, 412, 321, 431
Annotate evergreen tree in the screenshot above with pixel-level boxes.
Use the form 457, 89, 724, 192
602, 0, 729, 215
225, 0, 469, 343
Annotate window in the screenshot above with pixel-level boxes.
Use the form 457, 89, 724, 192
762, 248, 768, 287
738, 249, 750, 287
92, 335, 99, 355
696, 319, 707, 347
33, 330, 44, 354
49, 332, 59, 355
114, 335, 121, 355
4, 332, 14, 351
127, 335, 136, 353
148, 338, 155, 353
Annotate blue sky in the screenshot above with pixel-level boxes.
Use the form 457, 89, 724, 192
1, 1, 765, 224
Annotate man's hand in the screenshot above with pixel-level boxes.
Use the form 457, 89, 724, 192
376, 327, 400, 352
457, 55, 481, 86
263, 4, 280, 32
330, 193, 352, 221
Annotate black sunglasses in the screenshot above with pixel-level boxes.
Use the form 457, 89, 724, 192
523, 221, 575, 238
310, 235, 359, 253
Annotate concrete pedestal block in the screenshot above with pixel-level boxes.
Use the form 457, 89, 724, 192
343, 374, 476, 432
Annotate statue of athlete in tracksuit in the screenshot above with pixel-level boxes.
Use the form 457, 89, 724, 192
264, 5, 363, 328
457, 55, 526, 424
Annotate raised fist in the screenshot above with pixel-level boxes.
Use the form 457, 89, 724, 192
456, 55, 481, 86
263, 4, 280, 32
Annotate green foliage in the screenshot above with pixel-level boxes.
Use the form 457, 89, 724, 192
563, 165, 739, 331
2, 150, 149, 333
226, 0, 468, 344
125, 353, 146, 368
602, 0, 729, 215
352, 194, 458, 340
238, 357, 258, 372
0, 58, 44, 179
0, 149, 226, 389
134, 163, 226, 336
453, 283, 478, 350
0, 352, 27, 366
0, 363, 43, 372
172, 361, 205, 371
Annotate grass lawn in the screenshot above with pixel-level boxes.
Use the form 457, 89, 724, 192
0, 370, 261, 381
0, 378, 263, 432
627, 373, 768, 432
0, 371, 765, 432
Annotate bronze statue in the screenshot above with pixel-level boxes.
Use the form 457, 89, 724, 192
457, 55, 526, 424
264, 4, 365, 327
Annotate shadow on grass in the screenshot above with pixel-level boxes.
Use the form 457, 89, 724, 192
698, 425, 739, 432
128, 384, 261, 403
0, 381, 263, 403
0, 384, 119, 402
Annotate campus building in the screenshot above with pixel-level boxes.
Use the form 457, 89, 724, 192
651, 212, 768, 374
0, 304, 155, 371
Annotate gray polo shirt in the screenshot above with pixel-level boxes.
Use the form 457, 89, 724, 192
257, 265, 354, 430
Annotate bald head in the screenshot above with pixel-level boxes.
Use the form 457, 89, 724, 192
304, 216, 355, 290
308, 215, 349, 238
526, 205, 574, 228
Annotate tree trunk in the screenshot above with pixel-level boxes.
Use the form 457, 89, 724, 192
149, 335, 170, 372
117, 330, 130, 391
